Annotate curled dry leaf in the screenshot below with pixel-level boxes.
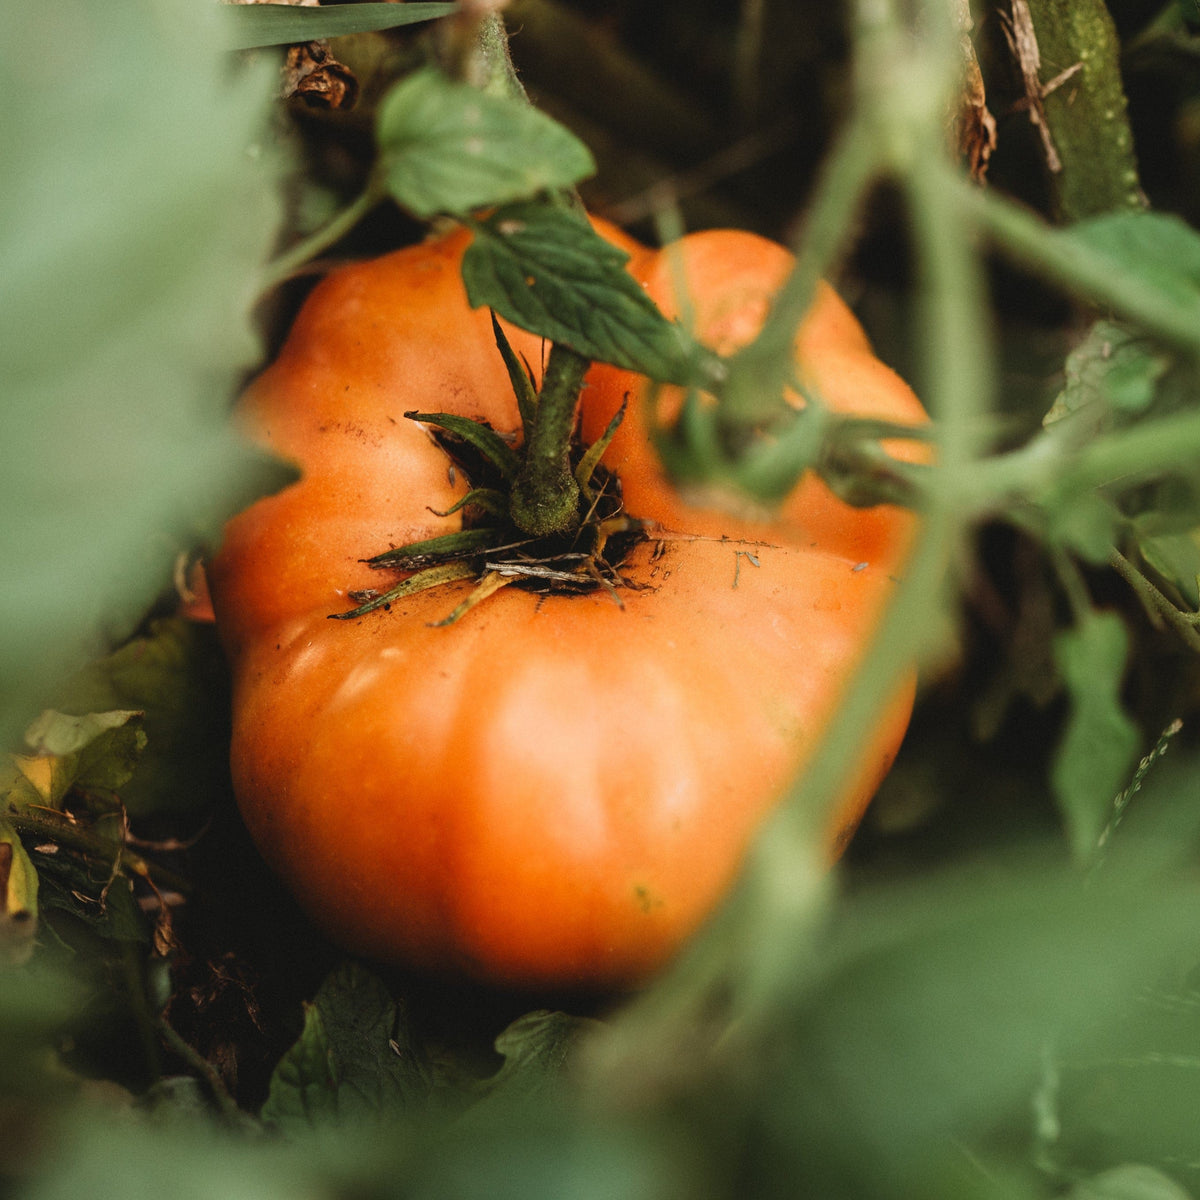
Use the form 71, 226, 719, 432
283, 41, 359, 109
952, 0, 996, 182
229, 0, 359, 109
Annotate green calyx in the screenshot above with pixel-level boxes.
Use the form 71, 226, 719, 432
333, 316, 643, 625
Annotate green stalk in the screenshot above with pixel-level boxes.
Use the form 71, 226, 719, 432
720, 118, 880, 427
1023, 0, 1143, 220
508, 344, 588, 536
259, 176, 386, 293
962, 185, 1200, 358
8, 809, 191, 896
468, 11, 592, 538
587, 0, 990, 1087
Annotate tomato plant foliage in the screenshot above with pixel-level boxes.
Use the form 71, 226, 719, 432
376, 67, 597, 217
0, 0, 291, 747
11, 0, 1200, 1199
462, 203, 717, 384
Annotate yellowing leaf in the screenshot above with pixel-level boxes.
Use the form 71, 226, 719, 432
0, 815, 38, 964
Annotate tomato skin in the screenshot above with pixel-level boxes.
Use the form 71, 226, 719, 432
208, 222, 924, 990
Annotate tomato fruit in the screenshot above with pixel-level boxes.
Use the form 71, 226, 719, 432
207, 220, 926, 990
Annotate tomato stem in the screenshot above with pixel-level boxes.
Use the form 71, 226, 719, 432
6, 808, 191, 896
1019, 0, 1143, 221
509, 343, 589, 537
721, 120, 878, 429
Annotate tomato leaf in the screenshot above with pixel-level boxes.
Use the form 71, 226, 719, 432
764, 845, 1200, 1190
224, 1, 456, 51
481, 1011, 602, 1106
48, 619, 232, 819
261, 961, 431, 1135
1044, 321, 1172, 429
376, 67, 596, 218
0, 816, 39, 964
0, 0, 293, 747
1044, 492, 1125, 564
7, 709, 147, 812
404, 410, 521, 479
1050, 611, 1141, 862
33, 852, 148, 945
462, 203, 714, 384
0, 959, 82, 1099
1066, 1165, 1194, 1200
490, 312, 540, 433
261, 1003, 339, 1131
366, 528, 502, 569
1065, 211, 1200, 312
1135, 528, 1200, 610
0, 708, 152, 944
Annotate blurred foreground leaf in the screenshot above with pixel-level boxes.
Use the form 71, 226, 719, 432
1065, 213, 1200, 313
1045, 322, 1172, 431
484, 1010, 602, 1106
1067, 1166, 1194, 1200
726, 829, 1200, 1196
17, 1118, 311, 1200
0, 960, 82, 1098
1051, 612, 1141, 862
0, 0, 292, 747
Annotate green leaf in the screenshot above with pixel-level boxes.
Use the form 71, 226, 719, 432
9, 709, 147, 811
1051, 612, 1141, 862
0, 959, 82, 1099
366, 527, 501, 569
376, 67, 596, 218
261, 1001, 339, 1131
330, 561, 478, 619
481, 1011, 602, 1107
575, 398, 628, 498
463, 203, 711, 383
262, 961, 431, 1135
15, 1117, 314, 1200
1067, 212, 1200, 312
753, 841, 1200, 1193
33, 853, 148, 944
1045, 321, 1171, 428
1136, 529, 1200, 609
430, 487, 510, 520
1067, 1166, 1194, 1200
491, 312, 540, 434
224, 1, 456, 51
1051, 960, 1200, 1192
50, 618, 232, 819
0, 0, 292, 748
1044, 492, 1124, 564
404, 410, 521, 479
0, 710, 150, 944
0, 814, 39, 963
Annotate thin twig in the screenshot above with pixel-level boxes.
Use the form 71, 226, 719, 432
156, 1016, 244, 1126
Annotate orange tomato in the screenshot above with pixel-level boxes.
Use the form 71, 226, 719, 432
207, 220, 924, 990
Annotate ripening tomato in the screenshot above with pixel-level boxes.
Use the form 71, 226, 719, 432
207, 219, 925, 990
